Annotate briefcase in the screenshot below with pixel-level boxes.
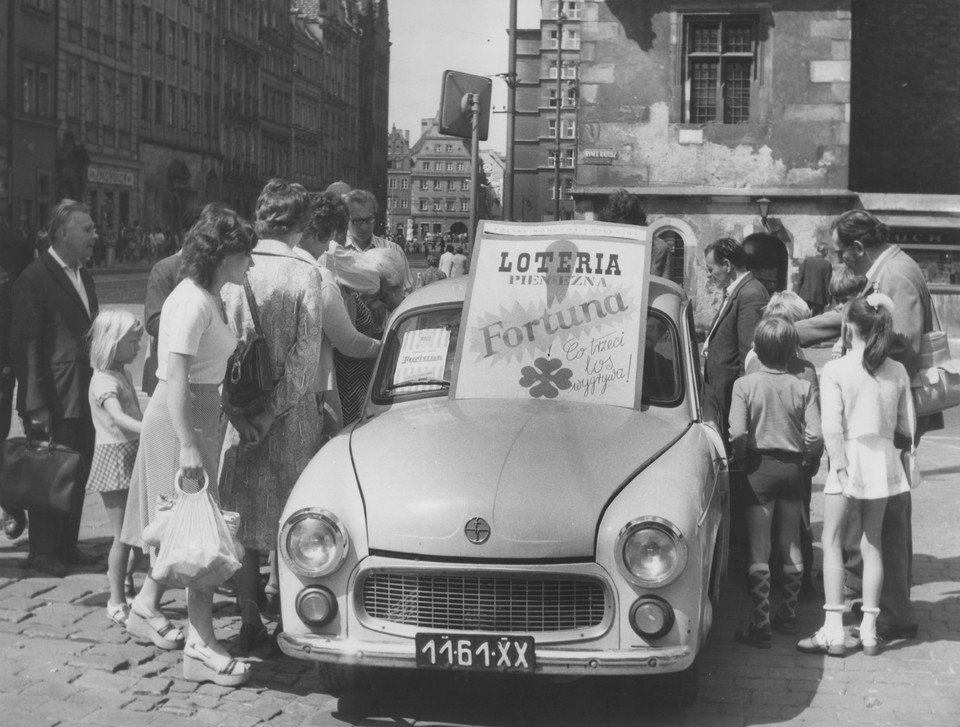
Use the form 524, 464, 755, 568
0, 435, 83, 514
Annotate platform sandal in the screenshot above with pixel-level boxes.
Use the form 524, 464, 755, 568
183, 642, 251, 687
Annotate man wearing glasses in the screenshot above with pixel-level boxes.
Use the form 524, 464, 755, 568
343, 189, 414, 292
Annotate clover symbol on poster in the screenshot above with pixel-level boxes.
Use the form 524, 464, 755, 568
519, 357, 573, 399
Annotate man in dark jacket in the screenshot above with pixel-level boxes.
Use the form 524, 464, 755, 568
10, 200, 99, 576
794, 242, 833, 315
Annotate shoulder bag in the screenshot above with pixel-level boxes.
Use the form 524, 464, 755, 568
912, 303, 960, 417
0, 433, 83, 513
224, 277, 273, 409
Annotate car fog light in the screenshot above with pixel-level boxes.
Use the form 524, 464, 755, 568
280, 508, 349, 578
296, 586, 338, 627
629, 595, 675, 640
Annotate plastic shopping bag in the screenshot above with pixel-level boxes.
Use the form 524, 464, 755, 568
143, 492, 240, 548
151, 471, 244, 589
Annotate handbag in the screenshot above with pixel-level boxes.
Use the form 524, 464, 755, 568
151, 471, 245, 589
912, 305, 960, 417
0, 433, 83, 513
224, 278, 273, 409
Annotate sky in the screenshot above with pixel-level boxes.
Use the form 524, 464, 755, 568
388, 0, 544, 154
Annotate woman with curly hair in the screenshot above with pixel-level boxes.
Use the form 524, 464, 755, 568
219, 179, 325, 655
120, 204, 256, 686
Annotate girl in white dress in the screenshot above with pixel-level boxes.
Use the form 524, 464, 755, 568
798, 294, 913, 657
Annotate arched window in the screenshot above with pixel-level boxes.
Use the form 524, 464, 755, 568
647, 218, 698, 289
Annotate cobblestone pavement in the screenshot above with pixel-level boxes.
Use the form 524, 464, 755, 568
2, 345, 959, 725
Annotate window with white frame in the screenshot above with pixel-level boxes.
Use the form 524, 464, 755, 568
548, 149, 576, 168
419, 179, 429, 190
419, 199, 428, 211
401, 178, 409, 189
549, 60, 577, 80
548, 1, 581, 20
682, 16, 757, 124
456, 162, 465, 171
460, 200, 469, 212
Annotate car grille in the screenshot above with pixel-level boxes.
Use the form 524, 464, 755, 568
360, 572, 608, 633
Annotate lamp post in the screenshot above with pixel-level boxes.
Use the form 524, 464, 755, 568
504, 0, 517, 220
553, 9, 566, 221
756, 197, 771, 229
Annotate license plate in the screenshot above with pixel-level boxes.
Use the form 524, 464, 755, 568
415, 633, 536, 673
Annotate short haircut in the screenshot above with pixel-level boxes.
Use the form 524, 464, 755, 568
828, 266, 868, 304
254, 178, 311, 236
753, 316, 799, 369
704, 237, 747, 269
88, 308, 143, 371
181, 204, 257, 289
815, 241, 829, 255
48, 199, 90, 242
364, 247, 407, 290
763, 291, 811, 323
306, 191, 349, 241
344, 188, 378, 213
599, 189, 647, 226
831, 209, 888, 250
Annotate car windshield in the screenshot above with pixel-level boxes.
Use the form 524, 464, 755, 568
373, 304, 683, 406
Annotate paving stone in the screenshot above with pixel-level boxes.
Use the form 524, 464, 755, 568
125, 697, 168, 712
72, 670, 140, 693
131, 676, 174, 696
21, 622, 79, 639
1, 580, 58, 599
189, 707, 232, 725
65, 651, 130, 673
41, 581, 98, 604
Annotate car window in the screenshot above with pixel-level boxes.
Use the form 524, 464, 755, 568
373, 305, 683, 406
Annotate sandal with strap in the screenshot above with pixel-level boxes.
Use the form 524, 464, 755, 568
106, 601, 130, 627
183, 642, 251, 687
126, 604, 185, 651
797, 628, 847, 657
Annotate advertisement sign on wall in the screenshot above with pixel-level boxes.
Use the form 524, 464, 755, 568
451, 220, 651, 409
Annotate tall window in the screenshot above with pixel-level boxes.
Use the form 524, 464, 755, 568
68, 70, 81, 118
683, 16, 757, 124
21, 63, 51, 116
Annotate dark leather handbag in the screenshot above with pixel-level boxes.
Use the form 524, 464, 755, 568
0, 434, 83, 513
225, 278, 273, 409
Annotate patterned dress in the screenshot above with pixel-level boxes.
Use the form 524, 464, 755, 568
219, 240, 324, 551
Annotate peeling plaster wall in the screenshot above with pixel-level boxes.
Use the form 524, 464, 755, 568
578, 1, 852, 190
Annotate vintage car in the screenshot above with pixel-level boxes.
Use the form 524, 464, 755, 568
276, 274, 729, 705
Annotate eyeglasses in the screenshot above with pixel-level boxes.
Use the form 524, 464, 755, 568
350, 216, 375, 226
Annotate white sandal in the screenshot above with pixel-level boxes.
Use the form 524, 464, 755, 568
183, 642, 251, 687
106, 601, 130, 627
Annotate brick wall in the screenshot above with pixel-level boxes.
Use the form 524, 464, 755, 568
849, 0, 960, 193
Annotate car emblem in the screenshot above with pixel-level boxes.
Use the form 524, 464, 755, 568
464, 517, 491, 544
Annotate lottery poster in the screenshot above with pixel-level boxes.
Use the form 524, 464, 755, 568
450, 220, 651, 409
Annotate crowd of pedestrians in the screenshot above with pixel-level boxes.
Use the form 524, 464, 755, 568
0, 185, 941, 689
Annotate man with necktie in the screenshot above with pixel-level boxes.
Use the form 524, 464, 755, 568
702, 237, 769, 442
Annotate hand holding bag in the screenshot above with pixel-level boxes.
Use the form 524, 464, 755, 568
151, 471, 244, 589
224, 278, 273, 409
0, 432, 83, 513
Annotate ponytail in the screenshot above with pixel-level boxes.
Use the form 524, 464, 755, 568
844, 294, 895, 376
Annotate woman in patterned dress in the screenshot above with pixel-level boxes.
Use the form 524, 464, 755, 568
121, 205, 256, 687
219, 179, 324, 654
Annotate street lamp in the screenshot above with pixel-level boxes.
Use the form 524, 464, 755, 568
554, 8, 567, 221
756, 197, 771, 228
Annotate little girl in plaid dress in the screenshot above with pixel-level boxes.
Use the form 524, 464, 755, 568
87, 309, 144, 627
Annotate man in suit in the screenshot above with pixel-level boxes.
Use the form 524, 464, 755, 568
794, 241, 834, 315
796, 209, 937, 642
702, 237, 770, 442
10, 200, 100, 576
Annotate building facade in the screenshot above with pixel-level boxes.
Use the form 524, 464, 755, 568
513, 0, 581, 224
386, 124, 411, 242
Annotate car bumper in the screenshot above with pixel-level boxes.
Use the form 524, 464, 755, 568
277, 631, 694, 675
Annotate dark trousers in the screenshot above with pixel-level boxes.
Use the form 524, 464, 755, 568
27, 417, 94, 557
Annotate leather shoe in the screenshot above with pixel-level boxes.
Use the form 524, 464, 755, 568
59, 547, 99, 566
3, 508, 26, 540
23, 554, 67, 577
876, 622, 919, 640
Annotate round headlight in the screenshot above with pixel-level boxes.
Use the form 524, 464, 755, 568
296, 586, 338, 627
629, 595, 675, 639
280, 508, 349, 578
616, 518, 687, 588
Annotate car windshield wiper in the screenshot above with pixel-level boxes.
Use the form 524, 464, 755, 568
385, 377, 450, 392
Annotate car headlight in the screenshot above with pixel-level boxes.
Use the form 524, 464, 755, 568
279, 508, 349, 578
615, 517, 687, 588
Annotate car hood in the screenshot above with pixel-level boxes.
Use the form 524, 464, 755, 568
350, 398, 689, 559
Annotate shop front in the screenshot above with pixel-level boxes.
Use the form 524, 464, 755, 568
86, 162, 138, 266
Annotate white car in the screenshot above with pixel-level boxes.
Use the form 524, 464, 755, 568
276, 274, 729, 705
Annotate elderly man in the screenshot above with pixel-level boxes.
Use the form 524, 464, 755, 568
11, 200, 100, 576
343, 189, 414, 292
796, 209, 937, 642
